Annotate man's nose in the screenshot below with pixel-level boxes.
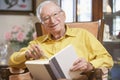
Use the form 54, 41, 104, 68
49, 16, 56, 23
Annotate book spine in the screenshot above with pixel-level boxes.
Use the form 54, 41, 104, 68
50, 57, 66, 78
49, 60, 61, 78
44, 64, 57, 80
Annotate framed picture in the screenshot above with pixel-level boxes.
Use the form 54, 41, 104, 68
0, 0, 36, 15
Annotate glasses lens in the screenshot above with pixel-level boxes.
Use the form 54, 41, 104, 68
42, 10, 63, 24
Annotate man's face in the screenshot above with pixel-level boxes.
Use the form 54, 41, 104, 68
40, 3, 66, 34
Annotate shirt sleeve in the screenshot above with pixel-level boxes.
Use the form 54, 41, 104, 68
8, 47, 29, 69
84, 30, 114, 69
8, 40, 39, 69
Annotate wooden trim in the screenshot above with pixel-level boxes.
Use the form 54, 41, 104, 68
35, 22, 43, 37
0, 0, 36, 15
76, 0, 78, 22
92, 0, 104, 43
92, 0, 103, 21
97, 19, 104, 44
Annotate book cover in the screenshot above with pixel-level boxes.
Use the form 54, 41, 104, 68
25, 45, 81, 80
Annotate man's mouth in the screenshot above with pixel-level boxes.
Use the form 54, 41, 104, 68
49, 24, 58, 28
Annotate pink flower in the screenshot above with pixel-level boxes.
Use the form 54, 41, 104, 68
4, 25, 34, 47
4, 32, 12, 41
19, 4, 27, 8
16, 31, 25, 42
12, 25, 23, 33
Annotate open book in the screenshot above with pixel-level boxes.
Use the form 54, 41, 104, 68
25, 45, 81, 80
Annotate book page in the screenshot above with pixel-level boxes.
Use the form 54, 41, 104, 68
25, 45, 81, 80
50, 45, 81, 79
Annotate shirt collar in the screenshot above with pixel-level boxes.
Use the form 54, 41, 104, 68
41, 24, 76, 42
65, 25, 76, 37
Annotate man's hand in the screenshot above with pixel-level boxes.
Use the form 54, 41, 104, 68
25, 44, 44, 60
70, 58, 94, 73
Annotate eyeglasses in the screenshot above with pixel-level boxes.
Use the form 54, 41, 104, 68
41, 10, 63, 24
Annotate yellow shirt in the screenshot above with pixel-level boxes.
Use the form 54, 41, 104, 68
9, 25, 113, 69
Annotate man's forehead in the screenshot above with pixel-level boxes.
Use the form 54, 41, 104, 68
42, 3, 59, 11
41, 4, 60, 14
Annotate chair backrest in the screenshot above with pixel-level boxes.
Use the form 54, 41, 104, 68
35, 20, 104, 43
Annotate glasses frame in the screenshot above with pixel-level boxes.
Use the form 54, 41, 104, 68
41, 10, 63, 24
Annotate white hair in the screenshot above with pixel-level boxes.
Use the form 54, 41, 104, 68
36, 0, 60, 22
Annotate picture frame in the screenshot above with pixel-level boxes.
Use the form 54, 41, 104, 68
0, 0, 36, 15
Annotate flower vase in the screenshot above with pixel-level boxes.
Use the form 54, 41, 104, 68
0, 43, 8, 65
10, 43, 22, 52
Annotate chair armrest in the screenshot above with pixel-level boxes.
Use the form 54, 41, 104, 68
9, 72, 32, 80
9, 67, 29, 75
88, 67, 108, 80
9, 67, 32, 80
100, 67, 109, 80
85, 68, 102, 80
0, 67, 31, 80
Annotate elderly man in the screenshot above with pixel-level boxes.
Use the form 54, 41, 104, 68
9, 1, 113, 80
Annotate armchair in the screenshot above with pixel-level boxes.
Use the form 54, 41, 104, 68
34, 20, 108, 80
